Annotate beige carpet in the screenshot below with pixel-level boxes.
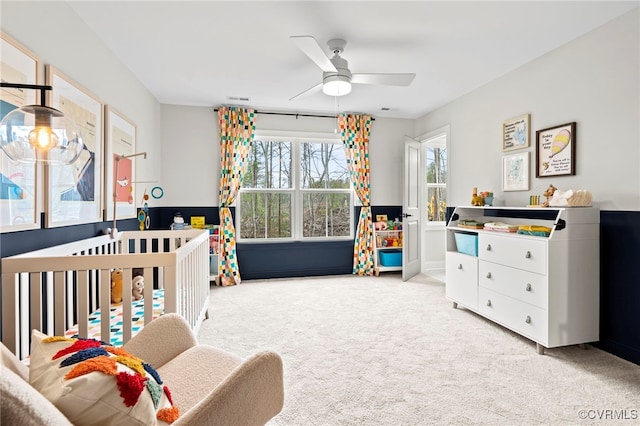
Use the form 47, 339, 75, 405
197, 273, 640, 425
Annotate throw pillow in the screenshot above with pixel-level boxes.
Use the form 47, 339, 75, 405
29, 329, 179, 425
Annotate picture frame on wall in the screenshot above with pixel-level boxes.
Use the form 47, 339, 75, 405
502, 151, 530, 191
503, 113, 530, 152
45, 65, 103, 228
536, 122, 576, 178
104, 105, 137, 221
0, 32, 41, 233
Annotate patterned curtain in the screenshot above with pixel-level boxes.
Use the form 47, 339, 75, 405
218, 106, 256, 286
338, 113, 374, 276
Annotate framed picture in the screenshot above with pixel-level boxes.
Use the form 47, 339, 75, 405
45, 65, 103, 228
0, 32, 41, 233
503, 114, 530, 151
536, 122, 576, 177
375, 214, 388, 222
502, 151, 530, 191
104, 106, 137, 221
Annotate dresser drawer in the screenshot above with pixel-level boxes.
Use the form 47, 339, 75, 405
478, 233, 546, 274
446, 252, 478, 310
478, 287, 548, 344
478, 261, 548, 309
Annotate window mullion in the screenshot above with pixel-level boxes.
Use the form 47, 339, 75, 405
292, 139, 301, 239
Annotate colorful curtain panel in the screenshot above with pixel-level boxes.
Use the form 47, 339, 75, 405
218, 106, 256, 286
338, 113, 374, 276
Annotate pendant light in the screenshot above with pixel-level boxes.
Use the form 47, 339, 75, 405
0, 83, 83, 165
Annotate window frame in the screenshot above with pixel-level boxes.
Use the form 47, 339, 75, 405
421, 128, 449, 226
237, 130, 354, 242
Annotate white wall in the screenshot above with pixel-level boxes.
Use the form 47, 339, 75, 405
1, 1, 162, 196
158, 107, 413, 207
414, 9, 640, 211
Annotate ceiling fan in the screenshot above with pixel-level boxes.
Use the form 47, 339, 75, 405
289, 36, 416, 101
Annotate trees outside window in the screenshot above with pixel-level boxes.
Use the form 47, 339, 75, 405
425, 137, 447, 223
238, 134, 353, 241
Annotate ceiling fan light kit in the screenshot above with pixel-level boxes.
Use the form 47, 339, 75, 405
290, 35, 416, 101
323, 75, 351, 96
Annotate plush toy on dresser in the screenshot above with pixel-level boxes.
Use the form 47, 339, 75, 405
111, 269, 123, 304
471, 187, 484, 206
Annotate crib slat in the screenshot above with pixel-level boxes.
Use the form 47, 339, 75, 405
65, 270, 74, 330
29, 272, 43, 341
100, 269, 111, 346
19, 273, 30, 358
143, 266, 153, 325
121, 271, 133, 345
46, 272, 54, 336
2, 272, 19, 358
164, 264, 177, 317
77, 271, 89, 339
54, 271, 66, 336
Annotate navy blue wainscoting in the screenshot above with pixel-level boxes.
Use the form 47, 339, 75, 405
596, 211, 640, 365
238, 240, 355, 280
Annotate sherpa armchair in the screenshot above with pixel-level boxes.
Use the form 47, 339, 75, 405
1, 313, 284, 426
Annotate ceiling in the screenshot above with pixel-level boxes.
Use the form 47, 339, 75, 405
67, 1, 638, 120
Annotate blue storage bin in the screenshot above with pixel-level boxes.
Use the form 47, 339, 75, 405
379, 249, 402, 266
454, 232, 478, 256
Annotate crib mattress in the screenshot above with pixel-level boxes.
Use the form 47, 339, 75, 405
64, 289, 164, 347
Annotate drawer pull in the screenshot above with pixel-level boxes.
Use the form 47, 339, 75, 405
486, 244, 492, 251
486, 300, 492, 307
458, 264, 463, 270
525, 251, 531, 259
525, 316, 531, 324
526, 283, 532, 292
486, 272, 492, 279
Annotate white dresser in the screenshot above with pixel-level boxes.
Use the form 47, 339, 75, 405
446, 206, 600, 354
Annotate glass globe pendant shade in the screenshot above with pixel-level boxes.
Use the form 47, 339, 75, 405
0, 105, 84, 165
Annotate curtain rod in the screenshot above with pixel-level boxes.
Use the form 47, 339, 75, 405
213, 108, 375, 121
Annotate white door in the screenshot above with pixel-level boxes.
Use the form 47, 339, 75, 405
403, 136, 421, 281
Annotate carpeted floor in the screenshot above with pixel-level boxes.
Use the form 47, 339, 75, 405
197, 273, 640, 425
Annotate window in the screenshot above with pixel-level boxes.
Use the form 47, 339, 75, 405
238, 132, 353, 241
425, 134, 447, 222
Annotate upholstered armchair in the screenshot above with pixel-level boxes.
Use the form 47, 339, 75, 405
1, 313, 284, 426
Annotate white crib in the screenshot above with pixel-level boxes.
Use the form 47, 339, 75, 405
1, 229, 210, 360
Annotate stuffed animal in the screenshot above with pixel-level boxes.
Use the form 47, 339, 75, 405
374, 221, 388, 231
541, 184, 557, 207
132, 275, 144, 300
111, 269, 123, 304
471, 187, 484, 206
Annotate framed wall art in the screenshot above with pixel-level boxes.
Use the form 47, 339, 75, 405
502, 151, 530, 192
536, 122, 576, 177
104, 105, 137, 221
503, 113, 530, 151
45, 65, 103, 228
0, 32, 41, 233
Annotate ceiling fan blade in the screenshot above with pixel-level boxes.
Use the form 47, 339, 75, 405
351, 73, 416, 86
289, 82, 323, 101
290, 36, 337, 73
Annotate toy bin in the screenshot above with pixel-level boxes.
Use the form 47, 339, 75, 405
454, 232, 478, 257
379, 249, 402, 267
